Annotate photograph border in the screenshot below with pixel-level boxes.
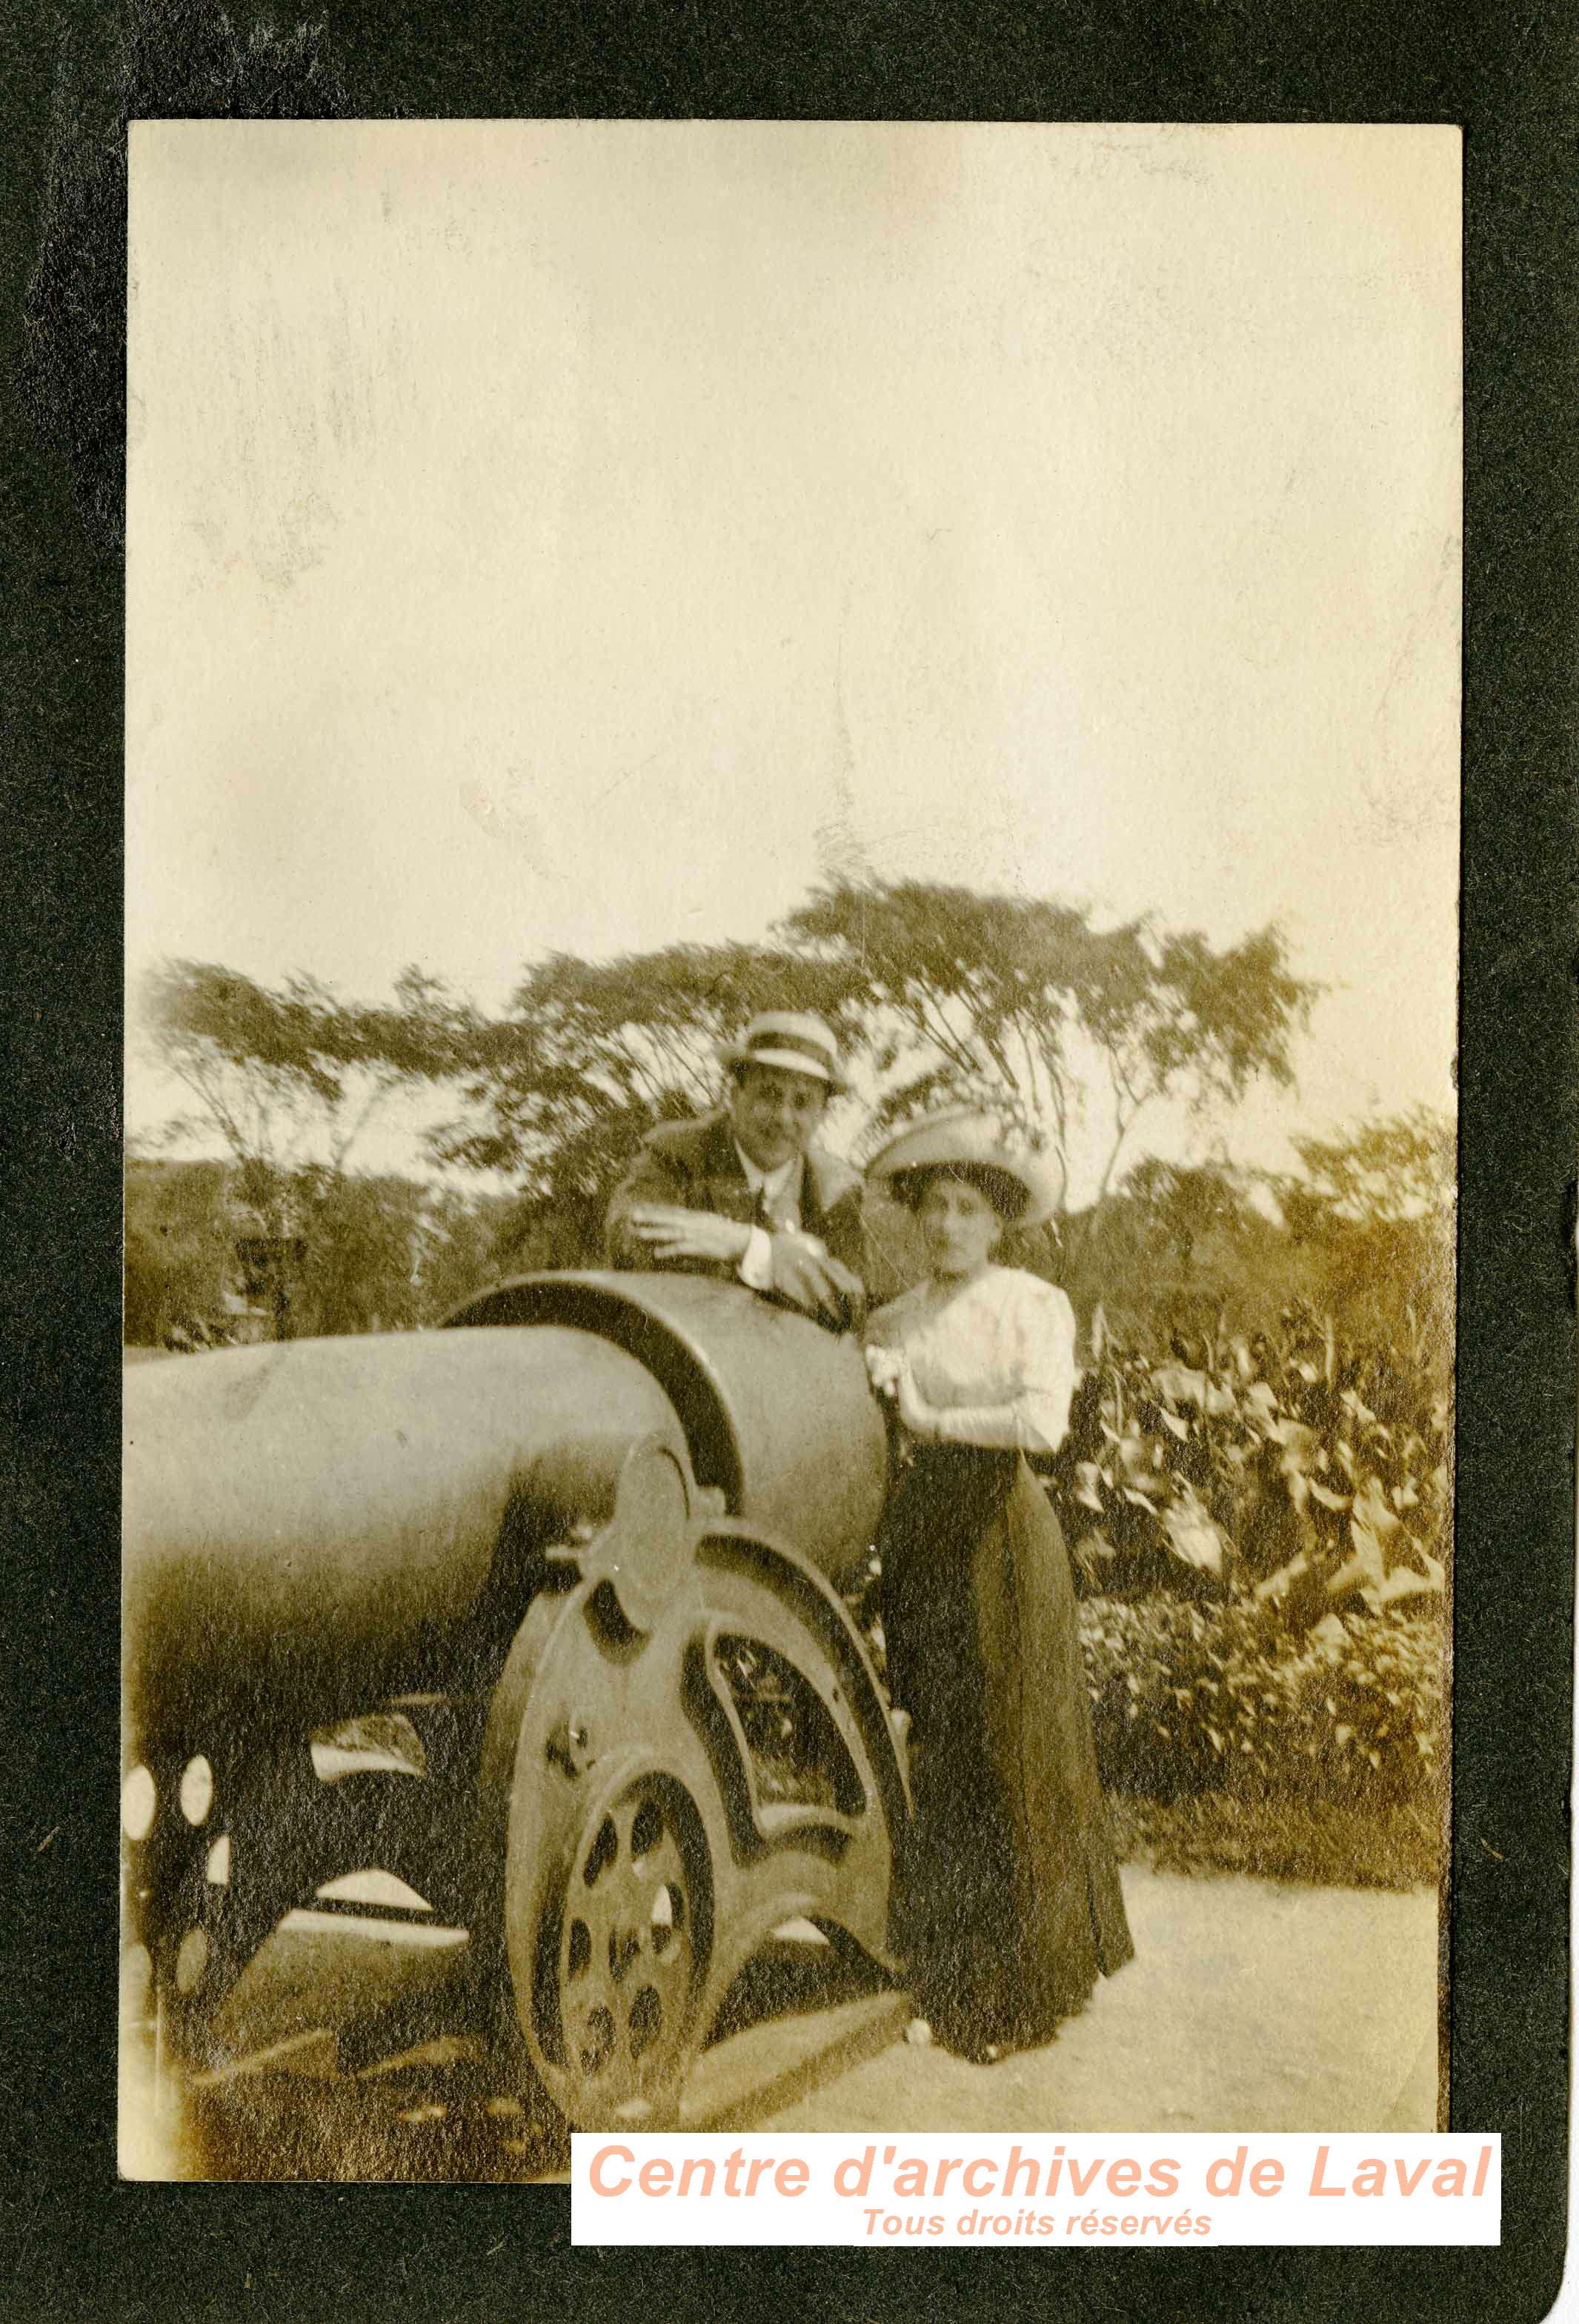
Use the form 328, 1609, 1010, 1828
4, 3, 1574, 2318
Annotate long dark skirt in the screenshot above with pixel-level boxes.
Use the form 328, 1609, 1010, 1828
877, 1445, 1134, 2055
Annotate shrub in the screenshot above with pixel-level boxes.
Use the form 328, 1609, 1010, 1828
1080, 1594, 1446, 1814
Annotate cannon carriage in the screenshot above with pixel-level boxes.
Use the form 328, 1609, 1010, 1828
122, 1272, 908, 2129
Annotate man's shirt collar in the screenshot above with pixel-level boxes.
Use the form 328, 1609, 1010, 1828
733, 1140, 799, 1202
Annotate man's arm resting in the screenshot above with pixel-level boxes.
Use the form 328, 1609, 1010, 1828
605, 1142, 756, 1275
604, 1142, 690, 1267
620, 1205, 754, 1268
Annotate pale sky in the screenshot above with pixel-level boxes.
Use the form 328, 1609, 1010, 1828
126, 121, 1460, 1200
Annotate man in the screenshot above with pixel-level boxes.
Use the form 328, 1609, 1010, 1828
605, 1011, 865, 1328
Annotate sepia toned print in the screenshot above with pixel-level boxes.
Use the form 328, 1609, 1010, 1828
122, 121, 1457, 2181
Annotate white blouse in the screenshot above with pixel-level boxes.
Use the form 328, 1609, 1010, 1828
866, 1266, 1079, 1456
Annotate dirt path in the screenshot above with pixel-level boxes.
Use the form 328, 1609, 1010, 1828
121, 1866, 1438, 2177
731, 1867, 1439, 2137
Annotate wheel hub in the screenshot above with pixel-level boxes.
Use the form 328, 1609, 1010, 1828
546, 1768, 711, 2125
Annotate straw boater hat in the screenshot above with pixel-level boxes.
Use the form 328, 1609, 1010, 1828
866, 1105, 1064, 1228
717, 1011, 850, 1094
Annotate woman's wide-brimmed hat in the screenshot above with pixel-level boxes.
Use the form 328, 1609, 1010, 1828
717, 1011, 850, 1093
865, 1105, 1064, 1228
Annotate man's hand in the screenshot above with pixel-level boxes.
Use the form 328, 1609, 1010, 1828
625, 1205, 753, 1266
767, 1234, 865, 1332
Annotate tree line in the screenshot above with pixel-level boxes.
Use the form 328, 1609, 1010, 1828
128, 874, 1450, 1359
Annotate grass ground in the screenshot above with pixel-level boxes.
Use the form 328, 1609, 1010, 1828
1106, 1790, 1443, 1891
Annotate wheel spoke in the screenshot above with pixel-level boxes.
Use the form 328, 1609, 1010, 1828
532, 1765, 712, 2125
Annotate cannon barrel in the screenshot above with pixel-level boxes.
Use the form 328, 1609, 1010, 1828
122, 1273, 903, 2127
124, 1273, 888, 1730
123, 1323, 681, 1731
442, 1271, 888, 1566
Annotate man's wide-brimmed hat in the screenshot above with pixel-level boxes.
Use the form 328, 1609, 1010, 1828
865, 1105, 1064, 1228
718, 1011, 849, 1093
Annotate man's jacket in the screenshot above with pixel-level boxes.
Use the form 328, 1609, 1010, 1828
604, 1110, 868, 1284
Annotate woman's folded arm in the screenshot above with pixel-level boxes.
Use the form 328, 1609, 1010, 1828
930, 1389, 1068, 1455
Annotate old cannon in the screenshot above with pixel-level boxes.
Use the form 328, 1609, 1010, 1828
122, 1271, 908, 2129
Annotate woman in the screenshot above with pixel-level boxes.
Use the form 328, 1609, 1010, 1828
865, 1108, 1134, 2060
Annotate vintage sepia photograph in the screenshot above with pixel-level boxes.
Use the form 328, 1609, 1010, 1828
121, 116, 1459, 2183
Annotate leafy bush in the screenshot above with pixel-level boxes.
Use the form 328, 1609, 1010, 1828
1080, 1594, 1446, 1814
1051, 1296, 1450, 1622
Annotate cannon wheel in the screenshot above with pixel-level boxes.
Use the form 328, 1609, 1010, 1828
122, 1736, 322, 2074
476, 1527, 906, 2132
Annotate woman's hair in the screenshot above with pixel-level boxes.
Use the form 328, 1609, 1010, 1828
888, 1160, 1030, 1225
